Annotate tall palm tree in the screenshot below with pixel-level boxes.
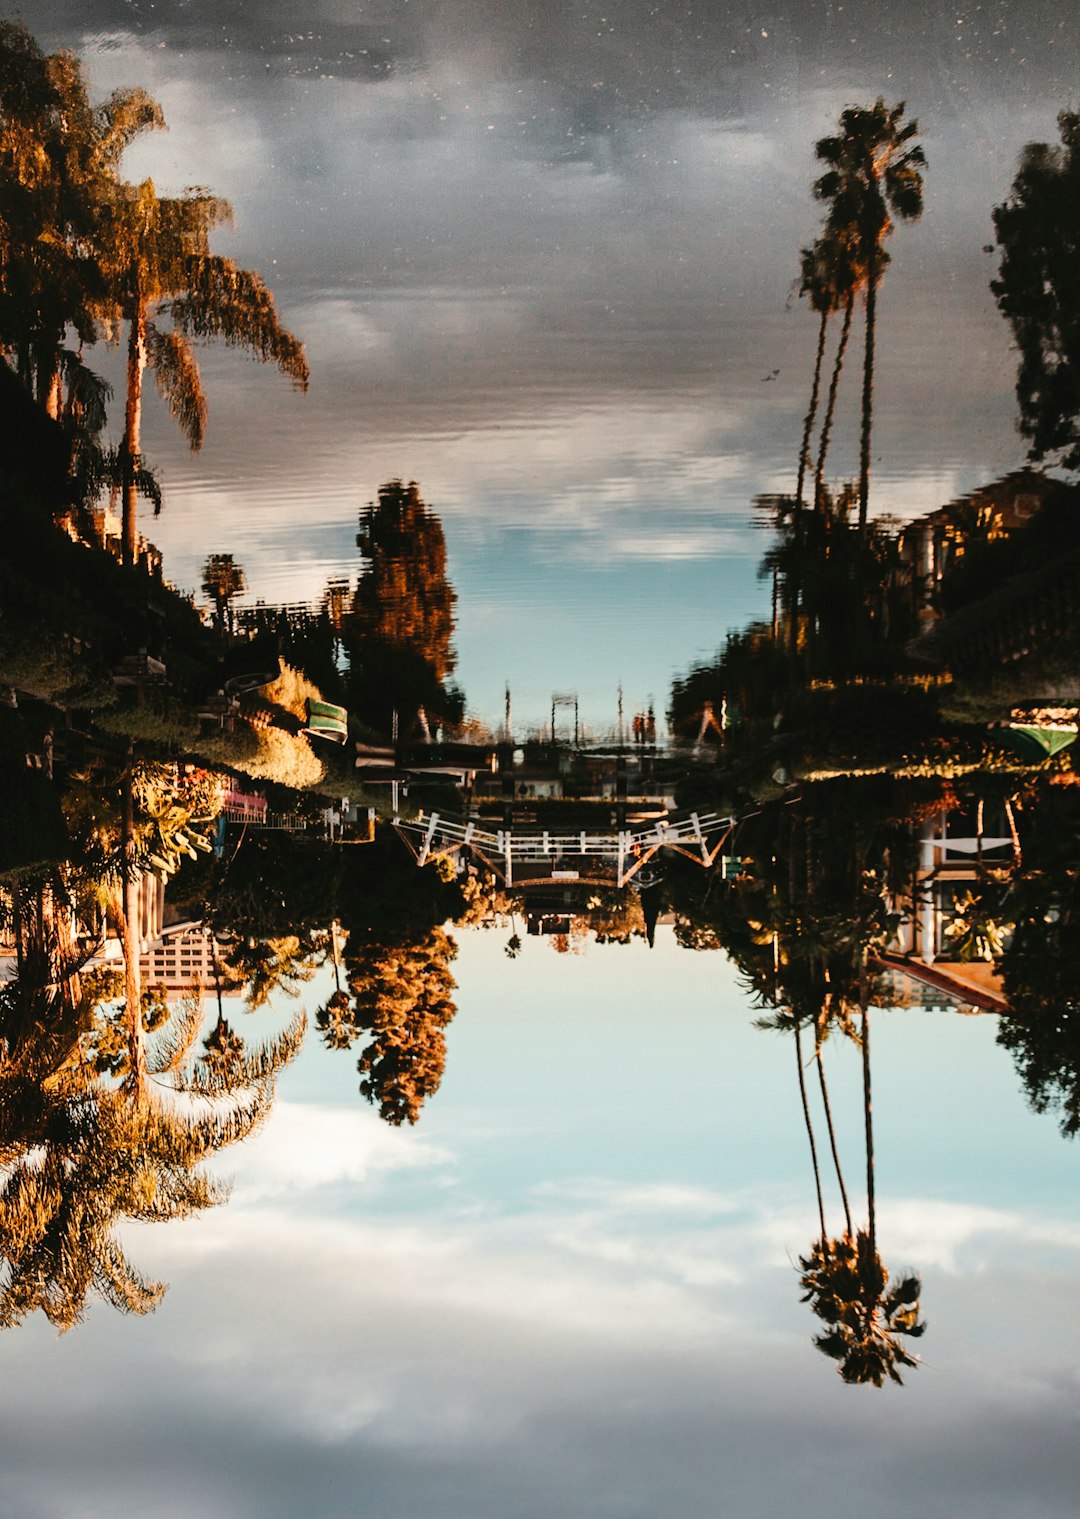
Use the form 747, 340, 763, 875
797, 225, 864, 516
814, 1014, 853, 1239
793, 1016, 828, 1240
104, 176, 309, 566
811, 288, 855, 518
0, 24, 163, 413
797, 991, 926, 1386
813, 100, 925, 530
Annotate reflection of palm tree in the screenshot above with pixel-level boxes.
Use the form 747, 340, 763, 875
813, 100, 925, 528
106, 178, 308, 566
813, 1016, 853, 1239
201, 553, 247, 640
798, 227, 864, 523
793, 1018, 827, 1240
316, 989, 358, 1050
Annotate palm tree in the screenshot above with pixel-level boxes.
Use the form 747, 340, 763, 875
792, 1016, 828, 1240
0, 24, 163, 413
796, 992, 926, 1386
104, 175, 309, 566
0, 918, 306, 1330
316, 989, 358, 1050
798, 1229, 925, 1385
813, 100, 925, 530
813, 1013, 853, 1239
201, 552, 247, 640
811, 290, 855, 519
797, 226, 864, 516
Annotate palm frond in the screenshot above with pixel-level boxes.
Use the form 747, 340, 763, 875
146, 324, 208, 449
169, 255, 309, 387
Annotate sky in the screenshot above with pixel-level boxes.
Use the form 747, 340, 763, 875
1, 932, 1079, 1518
6, 0, 1079, 726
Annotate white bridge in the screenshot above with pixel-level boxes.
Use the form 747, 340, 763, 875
393, 810, 736, 887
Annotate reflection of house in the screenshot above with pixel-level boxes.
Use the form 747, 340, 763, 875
139, 921, 233, 993
899, 470, 1053, 628
883, 806, 1010, 1011
129, 869, 166, 954
89, 501, 163, 578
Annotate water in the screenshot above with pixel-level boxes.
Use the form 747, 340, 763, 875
3, 3, 1080, 1515
5, 0, 1057, 726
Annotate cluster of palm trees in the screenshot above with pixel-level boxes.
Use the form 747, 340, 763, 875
0, 21, 308, 564
0, 779, 306, 1329
795, 99, 925, 534
711, 792, 927, 1385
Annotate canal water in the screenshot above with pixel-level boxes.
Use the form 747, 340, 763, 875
7, 0, 1063, 727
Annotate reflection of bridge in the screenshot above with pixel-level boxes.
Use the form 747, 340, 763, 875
393, 809, 735, 888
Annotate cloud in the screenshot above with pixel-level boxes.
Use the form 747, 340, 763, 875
220, 1099, 455, 1204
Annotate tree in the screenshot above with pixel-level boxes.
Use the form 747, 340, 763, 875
796, 225, 865, 527
719, 791, 926, 1385
0, 992, 304, 1330
344, 480, 461, 733
104, 175, 309, 565
813, 100, 925, 529
798, 1230, 925, 1386
992, 112, 1080, 470
996, 783, 1080, 1136
349, 928, 458, 1125
219, 934, 319, 1011
0, 23, 163, 414
201, 553, 246, 639
316, 989, 359, 1050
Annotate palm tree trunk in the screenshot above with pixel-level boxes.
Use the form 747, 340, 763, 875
331, 920, 342, 994
796, 308, 830, 514
34, 339, 62, 420
815, 1029, 853, 1238
813, 293, 854, 515
858, 264, 877, 533
120, 755, 146, 1097
795, 1019, 828, 1240
771, 566, 780, 642
1004, 797, 1022, 868
122, 301, 147, 569
861, 1000, 875, 1261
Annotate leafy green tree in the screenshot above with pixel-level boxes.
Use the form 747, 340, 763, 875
813, 100, 925, 528
997, 784, 1080, 1136
992, 112, 1080, 469
344, 480, 462, 732
348, 928, 458, 1126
